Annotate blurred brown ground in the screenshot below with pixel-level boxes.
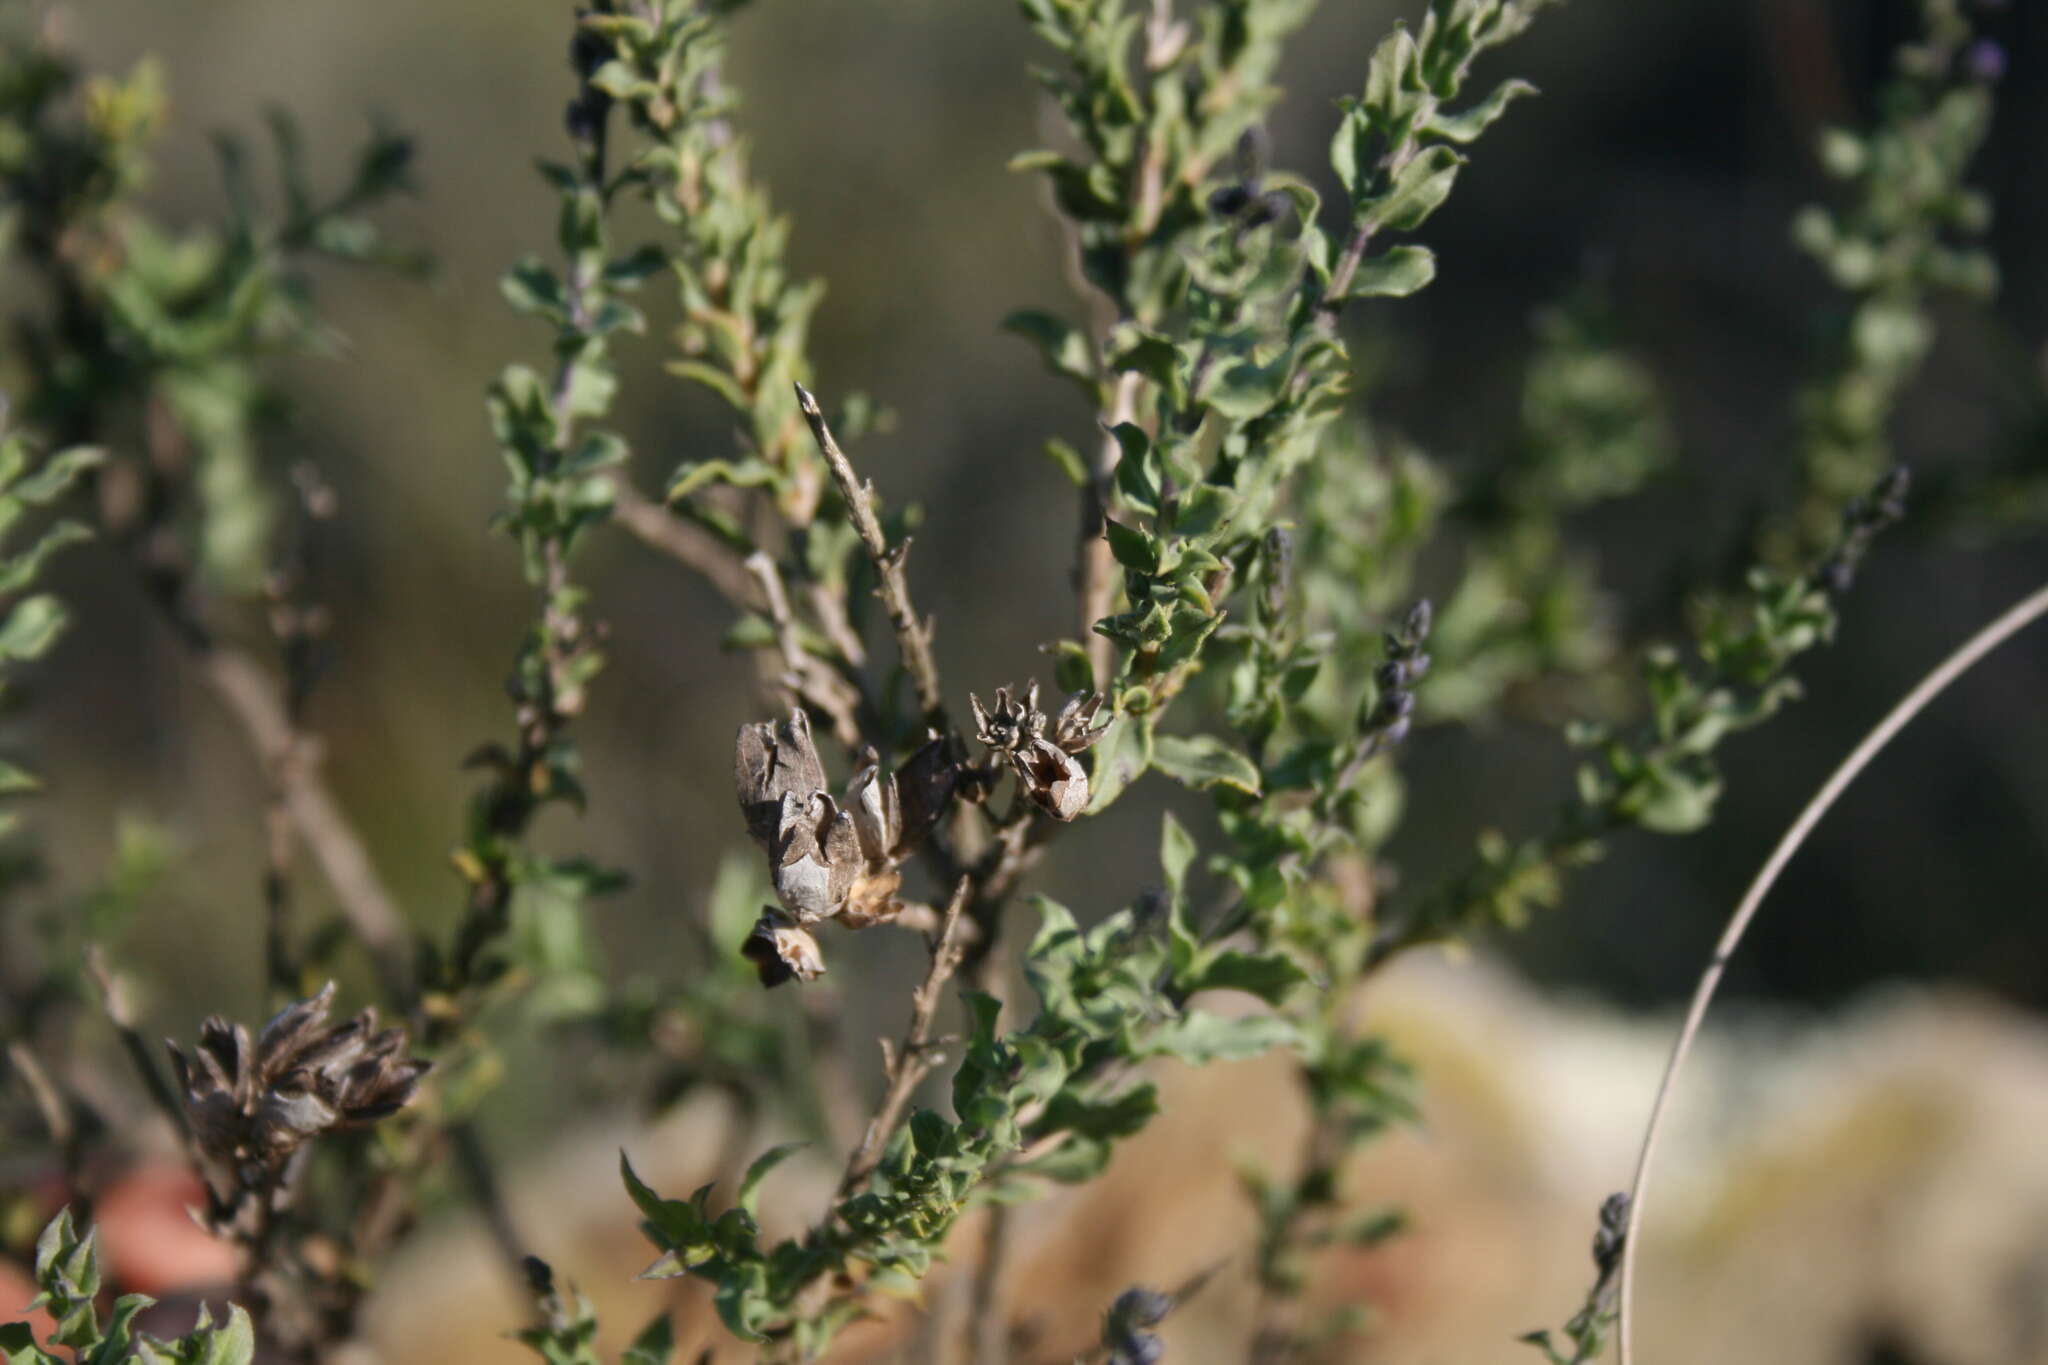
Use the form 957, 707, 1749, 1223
359, 959, 2048, 1363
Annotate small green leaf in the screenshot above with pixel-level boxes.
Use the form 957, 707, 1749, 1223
1152, 733, 1261, 795
665, 360, 751, 414
1041, 437, 1089, 488
1342, 245, 1436, 300
1103, 519, 1159, 573
1002, 310, 1095, 389
1185, 950, 1308, 1004
1427, 78, 1537, 143
1203, 359, 1287, 420
736, 1142, 805, 1220
622, 1312, 676, 1365
1159, 811, 1196, 900
1360, 145, 1463, 233
1084, 715, 1150, 814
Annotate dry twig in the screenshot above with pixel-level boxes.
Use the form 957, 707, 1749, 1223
746, 549, 865, 750
839, 877, 971, 1195
794, 381, 947, 731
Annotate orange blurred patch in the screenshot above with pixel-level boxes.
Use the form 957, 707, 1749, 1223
95, 1166, 239, 1295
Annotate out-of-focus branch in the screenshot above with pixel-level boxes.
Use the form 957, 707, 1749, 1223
607, 474, 762, 608
198, 645, 414, 1004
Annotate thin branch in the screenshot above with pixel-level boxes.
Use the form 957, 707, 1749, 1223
608, 473, 763, 608
793, 381, 948, 732
1616, 579, 2048, 1365
746, 549, 864, 750
1317, 220, 1376, 325
200, 647, 414, 1004
839, 877, 971, 1195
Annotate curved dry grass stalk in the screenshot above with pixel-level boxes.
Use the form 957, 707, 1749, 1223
1617, 580, 2048, 1365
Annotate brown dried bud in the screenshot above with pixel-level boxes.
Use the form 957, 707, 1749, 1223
734, 708, 828, 851
732, 711, 966, 984
970, 682, 1109, 822
1015, 738, 1090, 820
166, 983, 428, 1194
770, 790, 861, 921
741, 913, 826, 988
844, 749, 904, 864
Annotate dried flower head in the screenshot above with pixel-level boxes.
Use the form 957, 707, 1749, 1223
734, 708, 829, 851
731, 710, 964, 983
166, 983, 428, 1204
970, 682, 1109, 821
741, 913, 827, 988
770, 789, 862, 921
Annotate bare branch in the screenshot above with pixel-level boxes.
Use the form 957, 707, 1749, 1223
200, 647, 414, 1004
608, 474, 763, 608
746, 550, 864, 750
793, 381, 948, 732
839, 877, 971, 1194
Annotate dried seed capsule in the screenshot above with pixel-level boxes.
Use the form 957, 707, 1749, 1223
1052, 689, 1111, 755
770, 791, 861, 922
742, 913, 826, 988
167, 983, 428, 1207
1015, 737, 1090, 821
734, 708, 828, 851
971, 682, 1110, 821
844, 751, 903, 864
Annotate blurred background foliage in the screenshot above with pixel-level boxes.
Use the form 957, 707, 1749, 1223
3, 0, 2045, 1171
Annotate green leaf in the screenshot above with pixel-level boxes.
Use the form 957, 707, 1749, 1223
1103, 519, 1158, 574
0, 596, 69, 662
1149, 1010, 1296, 1063
501, 258, 566, 319
1360, 145, 1463, 234
0, 1320, 60, 1365
1002, 309, 1096, 389
621, 1313, 676, 1365
1342, 245, 1436, 300
1159, 811, 1196, 900
665, 359, 751, 414
1203, 358, 1287, 420
1152, 733, 1261, 795
1041, 437, 1089, 488
1083, 714, 1150, 814
1329, 103, 1367, 200
1185, 950, 1308, 1004
1427, 78, 1537, 143
9, 446, 104, 504
736, 1142, 804, 1220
